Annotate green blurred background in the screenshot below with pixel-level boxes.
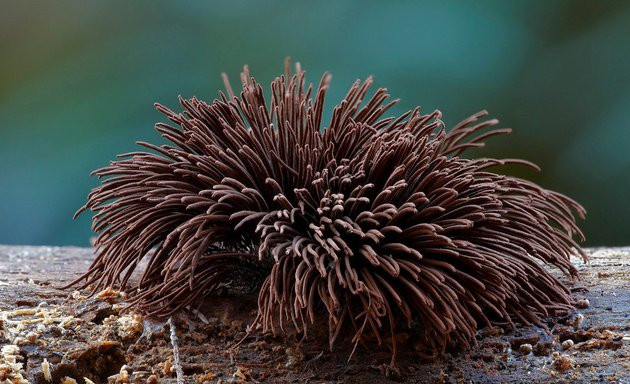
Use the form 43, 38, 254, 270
1, 0, 628, 247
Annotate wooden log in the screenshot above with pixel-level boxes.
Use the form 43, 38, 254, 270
1, 245, 629, 383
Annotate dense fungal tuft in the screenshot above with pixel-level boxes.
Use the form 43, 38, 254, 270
73, 61, 586, 360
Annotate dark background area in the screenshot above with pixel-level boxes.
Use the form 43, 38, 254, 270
1, 0, 628, 246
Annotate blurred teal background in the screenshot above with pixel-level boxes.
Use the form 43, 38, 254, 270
1, 1, 628, 246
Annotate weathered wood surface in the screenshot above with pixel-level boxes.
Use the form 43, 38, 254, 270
0, 246, 629, 383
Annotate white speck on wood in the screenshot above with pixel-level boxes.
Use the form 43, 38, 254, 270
167, 317, 184, 384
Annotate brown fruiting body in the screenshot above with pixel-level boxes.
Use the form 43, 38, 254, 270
73, 61, 586, 362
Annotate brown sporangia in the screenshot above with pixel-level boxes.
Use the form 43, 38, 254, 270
72, 60, 586, 363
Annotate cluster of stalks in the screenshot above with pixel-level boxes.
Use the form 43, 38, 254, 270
74, 60, 586, 363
